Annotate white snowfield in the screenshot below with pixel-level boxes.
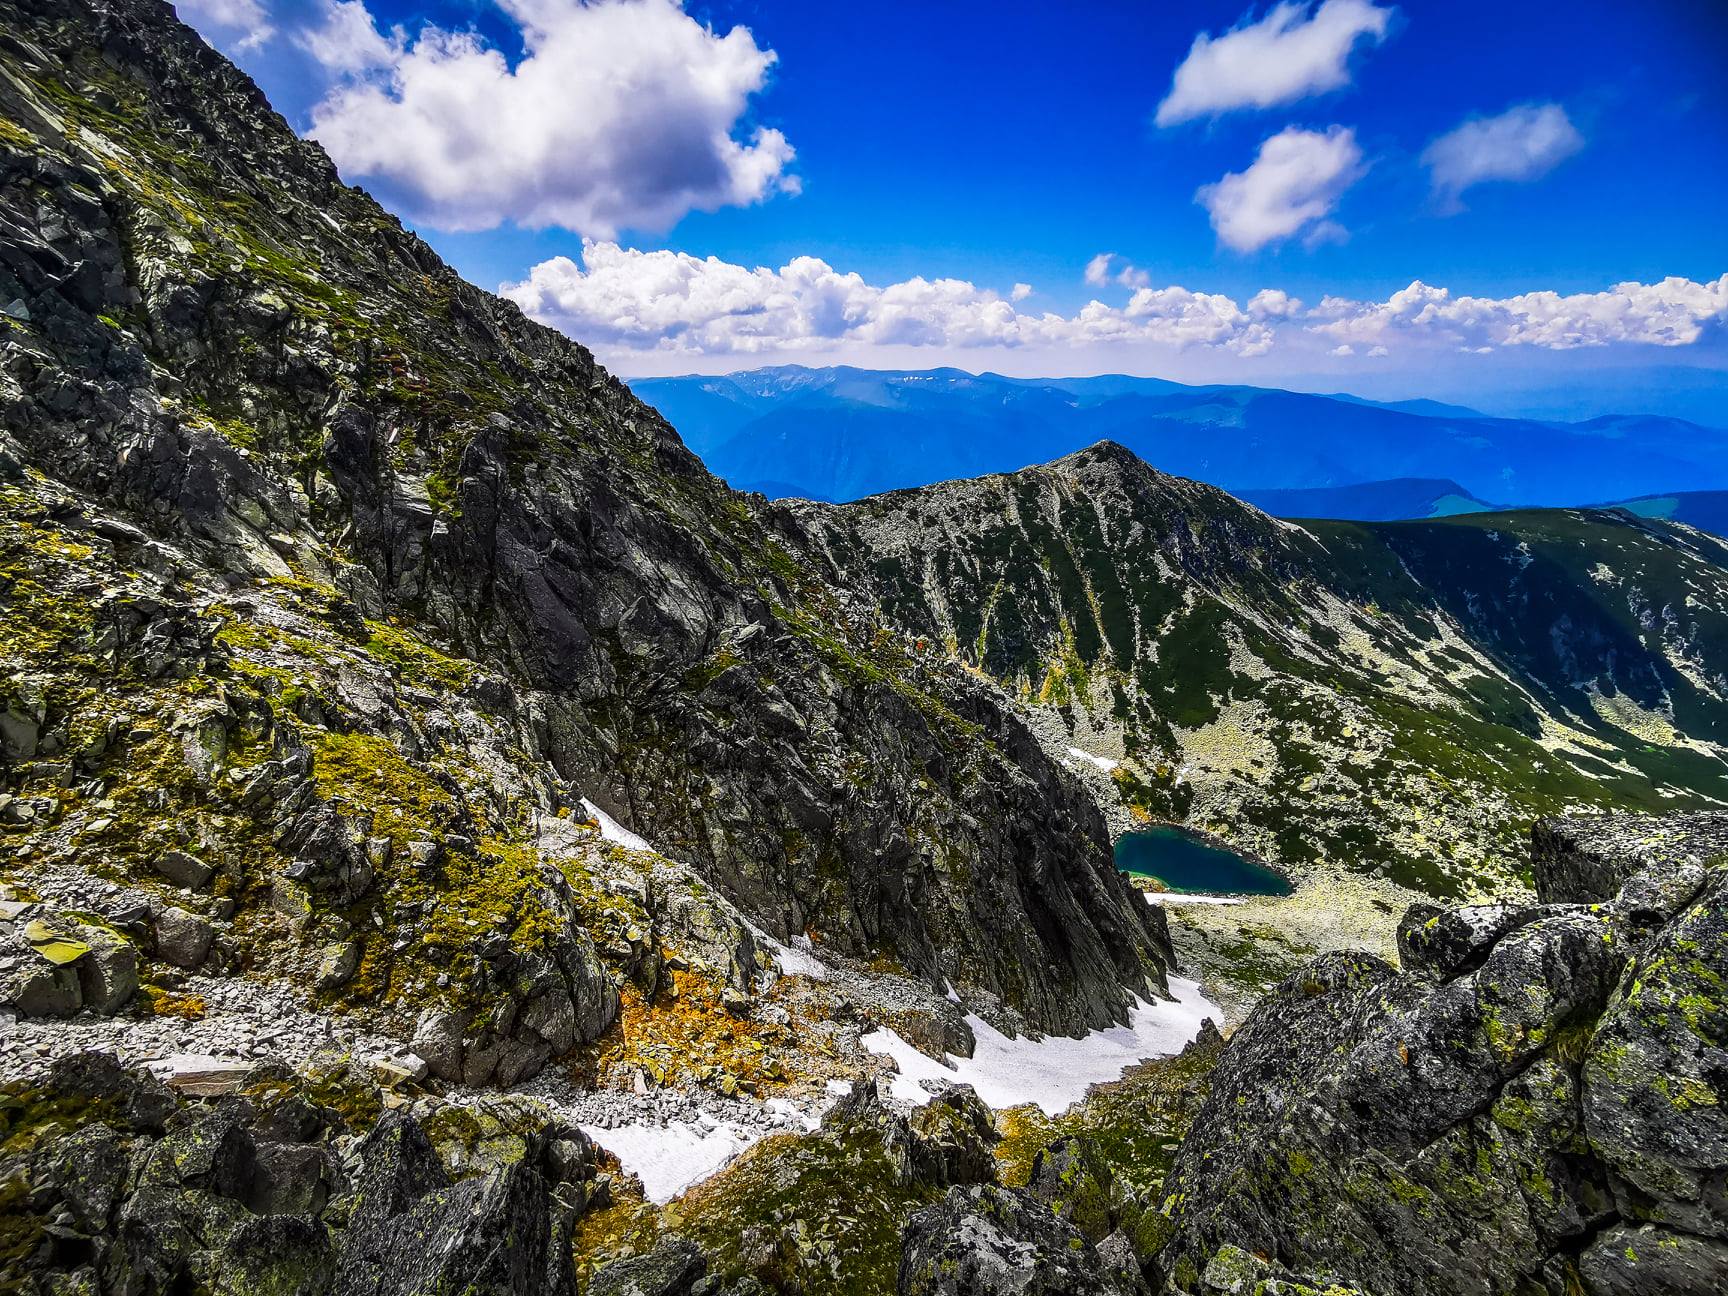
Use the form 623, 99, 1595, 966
1065, 746, 1121, 772
578, 1115, 759, 1204
570, 792, 1216, 1193
1141, 892, 1245, 906
862, 975, 1220, 1116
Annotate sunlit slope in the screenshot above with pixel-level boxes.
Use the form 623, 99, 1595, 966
789, 443, 1728, 895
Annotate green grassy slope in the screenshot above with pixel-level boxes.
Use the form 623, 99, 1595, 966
791, 446, 1728, 896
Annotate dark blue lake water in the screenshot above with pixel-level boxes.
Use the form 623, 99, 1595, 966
1115, 826, 1293, 896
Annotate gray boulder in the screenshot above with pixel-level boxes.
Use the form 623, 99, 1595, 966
586, 1235, 707, 1296
153, 848, 216, 890
154, 906, 214, 968
1, 913, 137, 1016
1395, 900, 1552, 979
898, 1184, 1146, 1296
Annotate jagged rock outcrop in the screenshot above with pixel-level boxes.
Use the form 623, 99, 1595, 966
572, 1080, 1002, 1294
0, 0, 1171, 1040
898, 1183, 1149, 1296
789, 442, 1728, 895
0, 1052, 603, 1296
1150, 811, 1728, 1295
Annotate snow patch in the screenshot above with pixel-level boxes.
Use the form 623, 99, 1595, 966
767, 1097, 823, 1131
763, 933, 827, 980
1065, 746, 1120, 773
578, 1117, 757, 1203
862, 975, 1219, 1116
580, 798, 655, 854
1142, 892, 1245, 907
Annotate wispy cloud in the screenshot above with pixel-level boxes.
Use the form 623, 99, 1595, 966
293, 0, 402, 74
180, 0, 275, 52
1422, 103, 1584, 209
1084, 253, 1151, 289
1198, 125, 1366, 253
1156, 0, 1393, 126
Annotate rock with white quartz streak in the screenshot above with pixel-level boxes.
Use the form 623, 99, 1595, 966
149, 1053, 253, 1097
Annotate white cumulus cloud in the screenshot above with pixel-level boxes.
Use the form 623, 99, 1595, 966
1247, 288, 1304, 318
1156, 0, 1393, 126
1422, 102, 1584, 207
502, 242, 1275, 357
1198, 126, 1365, 253
1310, 275, 1728, 350
303, 0, 796, 235
501, 247, 1726, 368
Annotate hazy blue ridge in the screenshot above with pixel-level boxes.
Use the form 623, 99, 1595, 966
630, 366, 1728, 509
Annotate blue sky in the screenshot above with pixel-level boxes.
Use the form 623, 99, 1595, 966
183, 0, 1728, 418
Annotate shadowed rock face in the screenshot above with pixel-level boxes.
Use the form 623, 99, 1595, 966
1151, 811, 1728, 1296
2, 1054, 594, 1296
0, 0, 1170, 1032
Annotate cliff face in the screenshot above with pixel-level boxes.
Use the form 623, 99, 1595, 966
0, 0, 1170, 1044
790, 443, 1728, 896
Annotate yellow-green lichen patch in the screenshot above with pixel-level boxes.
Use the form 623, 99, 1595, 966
993, 1039, 1223, 1199
363, 619, 477, 693
309, 731, 455, 851
577, 1125, 943, 1296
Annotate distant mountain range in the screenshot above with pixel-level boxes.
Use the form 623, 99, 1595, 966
1601, 491, 1728, 538
631, 366, 1728, 515
1232, 480, 1728, 538
1235, 478, 1494, 521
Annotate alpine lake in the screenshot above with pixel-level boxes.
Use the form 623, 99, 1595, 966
1115, 825, 1293, 896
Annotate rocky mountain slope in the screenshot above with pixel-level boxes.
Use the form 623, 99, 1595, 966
3, 4, 1725, 1296
10, 811, 1721, 1296
887, 810, 1728, 1296
790, 444, 1728, 895
0, 0, 1172, 1054
1163, 810, 1728, 1294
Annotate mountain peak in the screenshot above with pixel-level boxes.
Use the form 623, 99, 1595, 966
1053, 438, 1150, 473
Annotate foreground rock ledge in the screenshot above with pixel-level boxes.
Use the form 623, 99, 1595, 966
1145, 810, 1728, 1296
